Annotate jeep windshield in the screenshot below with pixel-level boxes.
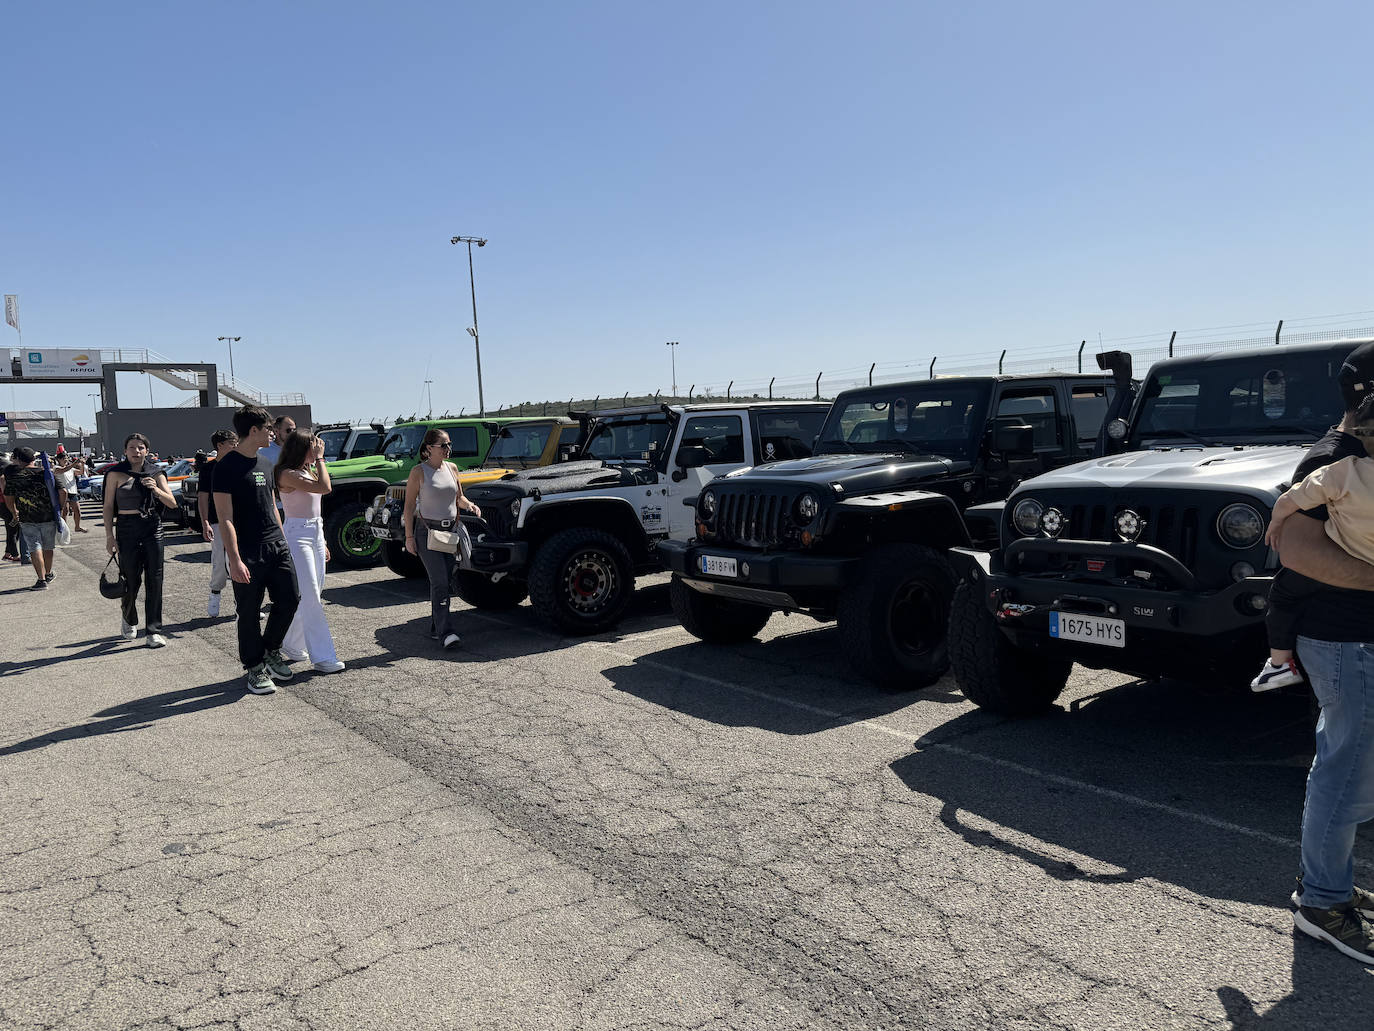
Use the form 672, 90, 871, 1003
380, 425, 427, 460
317, 428, 351, 462
483, 424, 553, 468
815, 381, 992, 460
581, 416, 673, 469
1129, 349, 1345, 449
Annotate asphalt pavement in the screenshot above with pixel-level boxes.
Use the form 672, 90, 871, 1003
2, 502, 1372, 1029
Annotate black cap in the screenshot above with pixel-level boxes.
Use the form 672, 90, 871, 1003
1338, 341, 1374, 414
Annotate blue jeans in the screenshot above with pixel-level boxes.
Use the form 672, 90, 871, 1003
1296, 635, 1374, 908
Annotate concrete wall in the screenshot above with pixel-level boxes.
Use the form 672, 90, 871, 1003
97, 405, 314, 458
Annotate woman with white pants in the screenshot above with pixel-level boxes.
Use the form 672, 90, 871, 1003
273, 431, 344, 673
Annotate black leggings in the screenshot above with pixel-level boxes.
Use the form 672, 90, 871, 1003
116, 514, 164, 632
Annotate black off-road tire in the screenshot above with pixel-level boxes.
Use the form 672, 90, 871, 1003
528, 527, 635, 634
325, 500, 384, 569
383, 540, 426, 579
837, 543, 958, 690
948, 579, 1072, 715
669, 575, 771, 643
452, 570, 529, 610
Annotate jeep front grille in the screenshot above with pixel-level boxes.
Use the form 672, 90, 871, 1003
715, 490, 790, 549
1062, 502, 1201, 569
386, 485, 406, 503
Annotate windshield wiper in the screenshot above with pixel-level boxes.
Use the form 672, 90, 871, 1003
815, 440, 856, 453
1259, 424, 1322, 441
863, 438, 923, 453
1143, 428, 1224, 448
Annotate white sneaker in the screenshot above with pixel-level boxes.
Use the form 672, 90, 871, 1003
120, 620, 137, 641
442, 633, 461, 650
312, 660, 346, 674
1251, 658, 1304, 692
146, 633, 167, 648
207, 591, 221, 617
281, 649, 309, 662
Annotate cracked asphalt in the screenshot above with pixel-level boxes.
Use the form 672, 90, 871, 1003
3, 505, 1372, 1029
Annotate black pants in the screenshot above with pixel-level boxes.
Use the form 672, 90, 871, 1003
1266, 568, 1315, 652
4, 516, 17, 559
116, 513, 164, 632
231, 538, 301, 669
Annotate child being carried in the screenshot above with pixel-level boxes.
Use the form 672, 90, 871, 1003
1255, 435, 1374, 691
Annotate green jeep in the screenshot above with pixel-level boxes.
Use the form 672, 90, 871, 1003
324, 416, 546, 567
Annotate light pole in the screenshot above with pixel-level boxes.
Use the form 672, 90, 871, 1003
665, 341, 679, 397
217, 336, 241, 383
88, 393, 101, 453
59, 405, 71, 439
450, 236, 487, 417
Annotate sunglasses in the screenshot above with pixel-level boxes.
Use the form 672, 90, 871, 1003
434, 442, 452, 450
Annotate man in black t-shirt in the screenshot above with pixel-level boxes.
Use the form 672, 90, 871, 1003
199, 429, 238, 618
1272, 341, 1374, 963
212, 406, 300, 694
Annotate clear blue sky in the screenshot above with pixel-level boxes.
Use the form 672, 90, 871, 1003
4, 0, 1373, 431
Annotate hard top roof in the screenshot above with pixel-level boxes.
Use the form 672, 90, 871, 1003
833, 371, 1112, 397
1143, 338, 1374, 375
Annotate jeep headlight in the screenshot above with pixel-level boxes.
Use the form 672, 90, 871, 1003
1217, 503, 1265, 550
380, 507, 392, 525
700, 489, 716, 517
1011, 498, 1043, 537
795, 492, 819, 523
365, 506, 375, 522
510, 498, 522, 519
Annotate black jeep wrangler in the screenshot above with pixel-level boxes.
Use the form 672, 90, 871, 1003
949, 340, 1361, 715
659, 372, 1126, 687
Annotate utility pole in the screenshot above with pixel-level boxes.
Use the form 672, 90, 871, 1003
666, 341, 679, 397
451, 236, 487, 417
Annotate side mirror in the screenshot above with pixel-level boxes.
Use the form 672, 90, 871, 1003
675, 445, 710, 470
994, 423, 1035, 456
557, 443, 578, 462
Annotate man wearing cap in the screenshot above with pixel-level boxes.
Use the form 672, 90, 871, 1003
1272, 339, 1374, 964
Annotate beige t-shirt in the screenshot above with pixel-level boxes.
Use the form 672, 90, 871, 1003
1284, 454, 1374, 565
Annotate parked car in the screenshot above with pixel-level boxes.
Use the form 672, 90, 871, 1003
316, 422, 387, 463
948, 339, 1363, 714
659, 371, 1127, 688
457, 402, 831, 633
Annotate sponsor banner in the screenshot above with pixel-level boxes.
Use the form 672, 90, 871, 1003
21, 348, 102, 379
4, 295, 18, 333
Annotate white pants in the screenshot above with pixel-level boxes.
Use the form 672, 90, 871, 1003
282, 517, 338, 664
209, 527, 228, 593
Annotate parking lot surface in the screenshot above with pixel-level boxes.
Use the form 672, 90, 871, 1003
3, 507, 1372, 1029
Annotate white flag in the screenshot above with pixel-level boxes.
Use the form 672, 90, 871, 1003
3, 295, 18, 334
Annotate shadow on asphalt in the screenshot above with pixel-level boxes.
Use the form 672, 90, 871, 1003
0, 678, 249, 755
600, 638, 936, 734
887, 677, 1343, 907
1216, 951, 1374, 1027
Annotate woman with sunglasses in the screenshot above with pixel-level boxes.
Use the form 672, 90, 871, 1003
402, 428, 481, 649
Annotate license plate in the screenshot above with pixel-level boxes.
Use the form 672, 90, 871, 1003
370, 527, 391, 539
699, 554, 738, 578
1049, 611, 1125, 648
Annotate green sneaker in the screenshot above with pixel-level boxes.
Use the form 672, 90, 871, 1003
245, 664, 277, 695
263, 649, 294, 681
1291, 877, 1374, 920
1294, 902, 1374, 964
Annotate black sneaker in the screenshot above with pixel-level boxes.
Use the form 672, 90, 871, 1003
1292, 878, 1374, 920
44, 572, 54, 584
31, 579, 46, 590
1294, 902, 1374, 964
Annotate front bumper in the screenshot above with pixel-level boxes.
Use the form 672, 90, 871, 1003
658, 539, 858, 611
951, 540, 1273, 671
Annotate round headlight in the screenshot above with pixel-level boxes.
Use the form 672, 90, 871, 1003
1040, 507, 1065, 538
700, 489, 716, 517
1217, 503, 1265, 550
1106, 418, 1128, 441
796, 492, 819, 522
510, 498, 522, 518
380, 507, 392, 524
1011, 498, 1043, 536
1114, 508, 1143, 542
364, 506, 375, 522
